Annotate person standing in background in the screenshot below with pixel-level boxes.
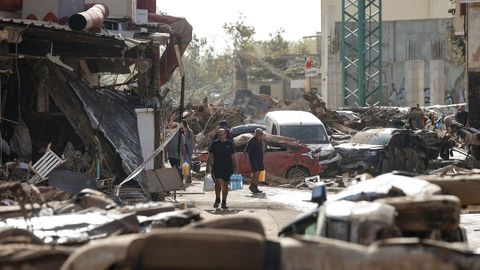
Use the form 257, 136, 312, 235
182, 119, 196, 183
166, 122, 185, 178
244, 128, 265, 194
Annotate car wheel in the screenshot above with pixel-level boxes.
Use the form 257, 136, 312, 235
380, 157, 391, 174
286, 166, 309, 179
403, 149, 419, 172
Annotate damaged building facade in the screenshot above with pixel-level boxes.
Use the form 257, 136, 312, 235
0, 0, 192, 199
321, 0, 465, 108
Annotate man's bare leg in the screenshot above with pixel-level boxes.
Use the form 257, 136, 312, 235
252, 171, 260, 186
214, 179, 222, 208
220, 179, 229, 208
249, 171, 262, 193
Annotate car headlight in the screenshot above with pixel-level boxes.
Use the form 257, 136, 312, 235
366, 150, 378, 157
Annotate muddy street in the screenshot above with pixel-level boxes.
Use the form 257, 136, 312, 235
3, 0, 480, 269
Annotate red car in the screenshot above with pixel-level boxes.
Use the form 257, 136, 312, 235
198, 134, 323, 180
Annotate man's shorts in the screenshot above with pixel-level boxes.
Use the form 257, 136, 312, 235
212, 168, 233, 182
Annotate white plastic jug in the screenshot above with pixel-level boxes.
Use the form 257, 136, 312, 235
203, 174, 215, 192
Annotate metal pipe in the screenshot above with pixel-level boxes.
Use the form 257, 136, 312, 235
0, 0, 22, 12
68, 4, 109, 31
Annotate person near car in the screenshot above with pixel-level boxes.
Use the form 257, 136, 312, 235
427, 112, 436, 131
166, 122, 186, 178
182, 119, 196, 183
244, 128, 265, 194
206, 129, 237, 209
456, 105, 468, 127
408, 104, 424, 129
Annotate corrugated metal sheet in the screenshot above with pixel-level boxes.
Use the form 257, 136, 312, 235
64, 70, 149, 195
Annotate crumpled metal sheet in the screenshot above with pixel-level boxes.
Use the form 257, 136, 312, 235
64, 72, 148, 193
332, 173, 442, 202
0, 210, 140, 245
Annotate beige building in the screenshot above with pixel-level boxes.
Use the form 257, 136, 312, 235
321, 0, 457, 108
248, 80, 285, 101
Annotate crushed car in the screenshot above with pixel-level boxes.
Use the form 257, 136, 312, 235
230, 124, 267, 138
335, 128, 437, 175
235, 133, 324, 180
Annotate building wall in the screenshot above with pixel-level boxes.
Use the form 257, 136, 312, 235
320, 0, 464, 108
324, 18, 465, 108
248, 81, 284, 100
321, 0, 452, 23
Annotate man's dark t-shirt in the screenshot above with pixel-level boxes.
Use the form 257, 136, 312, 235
245, 137, 264, 172
209, 139, 235, 180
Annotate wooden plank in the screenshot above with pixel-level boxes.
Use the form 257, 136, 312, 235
420, 175, 480, 206
376, 195, 461, 232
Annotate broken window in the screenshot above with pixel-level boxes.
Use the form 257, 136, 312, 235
259, 85, 271, 95
281, 125, 329, 144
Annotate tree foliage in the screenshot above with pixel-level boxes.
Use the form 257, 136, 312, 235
168, 15, 317, 101
262, 29, 290, 58
223, 14, 256, 54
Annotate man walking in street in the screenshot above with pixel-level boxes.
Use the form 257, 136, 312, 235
206, 129, 237, 209
245, 128, 264, 194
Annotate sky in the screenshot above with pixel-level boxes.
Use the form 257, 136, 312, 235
157, 0, 321, 52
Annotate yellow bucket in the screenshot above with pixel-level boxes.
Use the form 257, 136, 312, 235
182, 162, 190, 176
258, 170, 266, 182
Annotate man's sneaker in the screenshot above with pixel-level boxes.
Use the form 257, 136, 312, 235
213, 198, 220, 208
253, 186, 263, 194
221, 202, 228, 209
249, 185, 263, 194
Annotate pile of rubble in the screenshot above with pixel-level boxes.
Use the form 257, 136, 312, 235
354, 106, 405, 128
183, 99, 246, 149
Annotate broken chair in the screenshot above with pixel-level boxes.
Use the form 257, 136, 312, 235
28, 144, 66, 185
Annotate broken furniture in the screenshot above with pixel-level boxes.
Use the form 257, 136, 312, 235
28, 144, 66, 185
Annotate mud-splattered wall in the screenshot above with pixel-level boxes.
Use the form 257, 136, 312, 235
331, 18, 465, 106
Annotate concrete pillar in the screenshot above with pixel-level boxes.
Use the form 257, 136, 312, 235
321, 3, 338, 109
430, 59, 446, 105
331, 60, 343, 109
135, 108, 155, 170
405, 60, 425, 107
